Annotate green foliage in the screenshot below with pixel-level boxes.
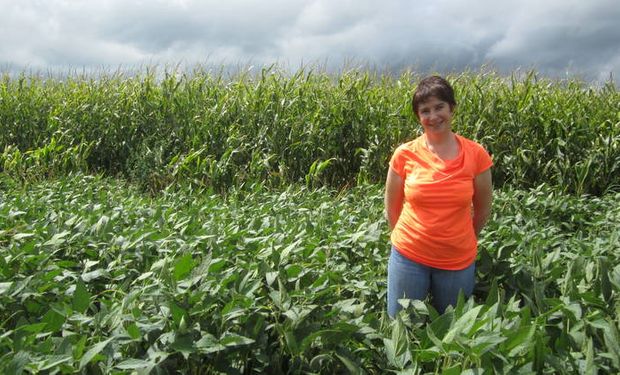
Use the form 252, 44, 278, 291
1, 175, 619, 373
1, 67, 618, 194
1, 65, 619, 372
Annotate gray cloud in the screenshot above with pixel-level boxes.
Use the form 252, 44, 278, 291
0, 0, 618, 82
485, 0, 620, 80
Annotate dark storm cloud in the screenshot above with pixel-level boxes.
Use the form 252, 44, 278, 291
0, 0, 618, 82
485, 0, 620, 80
96, 1, 302, 54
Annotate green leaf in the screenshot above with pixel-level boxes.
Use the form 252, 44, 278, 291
280, 239, 301, 265
310, 354, 332, 371
39, 355, 73, 371
135, 271, 153, 282
484, 279, 500, 305
16, 322, 47, 334
220, 334, 255, 347
81, 269, 107, 282
335, 351, 363, 375
43, 231, 70, 246
599, 257, 612, 301
6, 351, 30, 375
10, 275, 33, 297
384, 338, 397, 367
265, 271, 278, 286
286, 264, 303, 279
392, 316, 410, 358
316, 158, 335, 175
461, 369, 485, 375
8, 210, 27, 218
333, 298, 365, 315
423, 310, 453, 348
504, 324, 535, 357
195, 334, 226, 354
584, 337, 596, 374
414, 347, 441, 361
603, 319, 620, 368
126, 322, 141, 340
72, 279, 91, 314
443, 305, 482, 343
442, 364, 461, 375
170, 333, 195, 359
425, 324, 444, 351
169, 301, 186, 326
174, 253, 195, 281
384, 331, 412, 369
430, 309, 453, 336
79, 337, 113, 370
116, 359, 153, 370
300, 322, 359, 350
93, 215, 110, 233
284, 330, 300, 355
73, 335, 87, 360
471, 333, 507, 356
283, 305, 317, 328
13, 233, 35, 240
42, 309, 65, 333
0, 282, 12, 295
208, 258, 226, 273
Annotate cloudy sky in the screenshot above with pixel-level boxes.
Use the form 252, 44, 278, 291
1, 0, 619, 82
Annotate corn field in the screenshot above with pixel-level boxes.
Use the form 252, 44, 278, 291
1, 67, 618, 194
1, 67, 619, 373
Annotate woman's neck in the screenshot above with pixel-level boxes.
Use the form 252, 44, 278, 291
424, 132, 459, 160
424, 131, 455, 147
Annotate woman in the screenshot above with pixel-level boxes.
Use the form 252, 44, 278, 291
385, 75, 493, 317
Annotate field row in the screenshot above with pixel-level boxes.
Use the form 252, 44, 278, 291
1, 68, 619, 194
1, 174, 619, 373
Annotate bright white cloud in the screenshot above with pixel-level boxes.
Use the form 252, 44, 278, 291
0, 0, 618, 82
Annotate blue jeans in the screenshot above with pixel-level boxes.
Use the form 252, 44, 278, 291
387, 246, 475, 318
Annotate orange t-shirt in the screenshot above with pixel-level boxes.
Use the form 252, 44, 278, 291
389, 134, 493, 270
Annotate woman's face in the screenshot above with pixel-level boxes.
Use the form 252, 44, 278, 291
417, 96, 454, 135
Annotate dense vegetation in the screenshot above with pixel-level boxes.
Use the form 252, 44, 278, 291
1, 67, 619, 373
1, 175, 619, 373
1, 67, 619, 195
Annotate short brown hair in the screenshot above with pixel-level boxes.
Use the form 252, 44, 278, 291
412, 76, 457, 118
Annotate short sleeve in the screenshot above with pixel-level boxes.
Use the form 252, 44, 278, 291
389, 145, 407, 179
474, 144, 493, 175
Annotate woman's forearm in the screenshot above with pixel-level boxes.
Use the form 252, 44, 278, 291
473, 208, 491, 238
384, 169, 405, 232
472, 169, 493, 238
385, 205, 403, 231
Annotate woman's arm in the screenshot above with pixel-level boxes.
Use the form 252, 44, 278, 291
472, 168, 493, 237
385, 168, 405, 231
